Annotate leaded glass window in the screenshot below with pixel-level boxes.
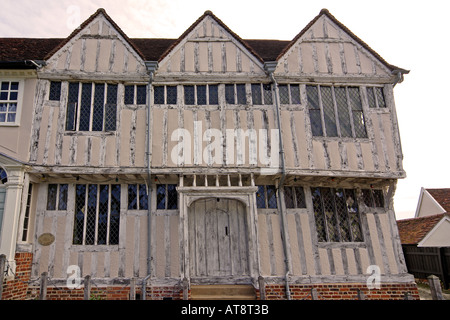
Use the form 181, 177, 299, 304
284, 186, 306, 209
306, 85, 367, 138
49, 81, 61, 101
256, 185, 277, 209
65, 82, 118, 132
362, 189, 385, 208
154, 85, 177, 104
73, 184, 121, 245
311, 187, 363, 242
367, 86, 386, 109
128, 184, 148, 210
225, 84, 247, 105
156, 184, 178, 210
46, 184, 68, 211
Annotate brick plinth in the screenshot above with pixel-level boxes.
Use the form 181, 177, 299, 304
264, 283, 420, 300
1, 253, 33, 300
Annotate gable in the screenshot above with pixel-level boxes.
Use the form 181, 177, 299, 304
42, 9, 146, 78
415, 188, 446, 218
418, 216, 450, 247
275, 10, 395, 78
157, 12, 266, 76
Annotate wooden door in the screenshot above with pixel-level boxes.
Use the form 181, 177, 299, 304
188, 198, 249, 278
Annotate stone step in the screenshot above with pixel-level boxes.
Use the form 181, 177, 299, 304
190, 285, 257, 300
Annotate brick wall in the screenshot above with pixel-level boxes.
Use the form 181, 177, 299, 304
264, 283, 420, 300
1, 252, 33, 300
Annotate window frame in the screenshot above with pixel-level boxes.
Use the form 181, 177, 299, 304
153, 85, 178, 105
183, 84, 219, 105
46, 183, 68, 211
0, 79, 24, 126
73, 184, 121, 246
311, 187, 364, 243
367, 86, 387, 109
128, 184, 148, 210
124, 84, 147, 105
156, 184, 178, 210
256, 185, 278, 209
65, 82, 118, 132
306, 84, 368, 139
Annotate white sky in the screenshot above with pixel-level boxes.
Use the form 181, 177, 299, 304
1, 0, 449, 220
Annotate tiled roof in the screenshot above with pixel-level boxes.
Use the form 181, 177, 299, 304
397, 213, 449, 245
426, 188, 450, 212
0, 37, 288, 65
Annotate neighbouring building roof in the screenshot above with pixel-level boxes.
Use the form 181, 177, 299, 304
397, 213, 450, 245
426, 188, 450, 212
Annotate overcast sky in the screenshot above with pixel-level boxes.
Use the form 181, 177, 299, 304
1, 0, 449, 219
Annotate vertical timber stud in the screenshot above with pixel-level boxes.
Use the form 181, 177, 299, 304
40, 272, 48, 300
84, 275, 91, 300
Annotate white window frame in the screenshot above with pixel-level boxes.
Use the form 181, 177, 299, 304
0, 79, 24, 126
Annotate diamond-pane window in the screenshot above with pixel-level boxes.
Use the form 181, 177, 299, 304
47, 184, 57, 210
256, 185, 277, 209
263, 84, 273, 105
65, 82, 117, 132
128, 184, 148, 210
73, 184, 121, 245
184, 85, 195, 105
167, 86, 177, 104
284, 186, 306, 209
267, 185, 277, 209
375, 87, 386, 108
136, 85, 147, 104
236, 84, 246, 105
311, 187, 363, 242
154, 86, 164, 104
49, 81, 61, 101
251, 84, 262, 105
362, 189, 384, 208
307, 85, 367, 138
290, 85, 301, 104
47, 184, 68, 211
321, 86, 338, 137
197, 85, 207, 105
156, 184, 178, 210
256, 186, 266, 208
284, 186, 295, 209
306, 85, 323, 136
209, 85, 218, 105
124, 85, 134, 104
279, 85, 289, 104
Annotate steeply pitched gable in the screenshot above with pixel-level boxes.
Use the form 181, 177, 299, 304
42, 8, 147, 76
275, 9, 408, 78
157, 11, 266, 75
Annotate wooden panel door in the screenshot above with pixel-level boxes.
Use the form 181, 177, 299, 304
189, 198, 249, 278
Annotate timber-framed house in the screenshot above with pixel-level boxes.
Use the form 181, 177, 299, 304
0, 8, 419, 300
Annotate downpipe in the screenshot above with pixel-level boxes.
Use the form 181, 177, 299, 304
144, 62, 158, 294
268, 69, 291, 300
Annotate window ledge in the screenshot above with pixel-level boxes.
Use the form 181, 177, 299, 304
0, 123, 20, 127
64, 131, 116, 137
318, 242, 366, 249
70, 245, 119, 252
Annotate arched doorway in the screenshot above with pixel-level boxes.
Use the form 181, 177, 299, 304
188, 198, 249, 279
